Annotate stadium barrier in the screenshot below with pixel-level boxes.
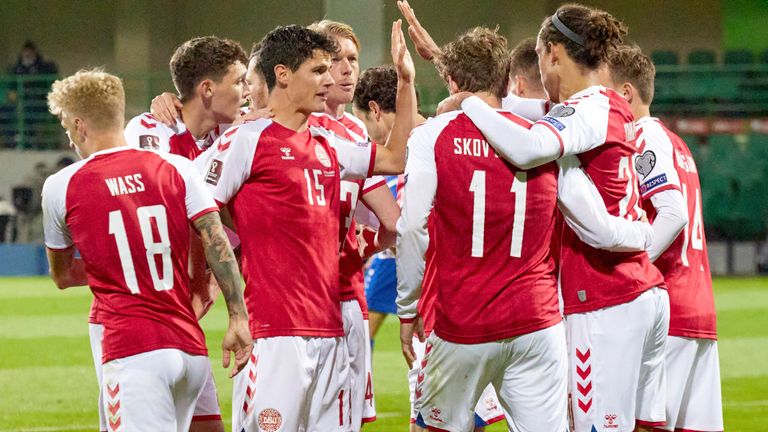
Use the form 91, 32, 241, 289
0, 243, 47, 276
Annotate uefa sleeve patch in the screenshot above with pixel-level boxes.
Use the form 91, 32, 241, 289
205, 159, 224, 185
639, 173, 667, 195
540, 116, 566, 131
635, 150, 656, 177
139, 135, 160, 150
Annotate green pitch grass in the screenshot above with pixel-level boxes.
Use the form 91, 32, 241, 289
0, 277, 766, 431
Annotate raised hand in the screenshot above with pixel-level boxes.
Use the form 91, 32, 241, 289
391, 19, 415, 84
397, 0, 442, 62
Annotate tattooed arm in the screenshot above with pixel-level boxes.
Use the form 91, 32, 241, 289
193, 211, 253, 377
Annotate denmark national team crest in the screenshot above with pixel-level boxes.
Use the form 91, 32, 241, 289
314, 144, 332, 168
257, 408, 282, 432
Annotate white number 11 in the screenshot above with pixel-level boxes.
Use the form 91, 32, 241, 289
468, 170, 527, 258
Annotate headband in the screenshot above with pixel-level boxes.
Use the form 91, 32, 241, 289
552, 13, 585, 46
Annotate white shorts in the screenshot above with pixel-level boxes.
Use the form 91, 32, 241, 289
101, 348, 209, 431
342, 300, 377, 430
90, 323, 221, 429
412, 324, 568, 432
88, 323, 106, 432
232, 336, 351, 432
657, 336, 723, 432
566, 287, 669, 432
408, 336, 505, 427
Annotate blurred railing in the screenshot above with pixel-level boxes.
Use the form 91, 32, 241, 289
0, 73, 172, 150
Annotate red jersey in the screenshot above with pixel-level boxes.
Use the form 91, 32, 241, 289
636, 117, 715, 339
124, 113, 222, 160
309, 113, 386, 316
539, 87, 665, 315
41, 147, 216, 363
196, 119, 375, 339
418, 213, 437, 335
398, 111, 561, 344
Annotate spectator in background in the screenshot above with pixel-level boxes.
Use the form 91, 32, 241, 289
0, 195, 17, 242
8, 41, 58, 148
54, 156, 74, 172
0, 89, 18, 148
14, 161, 48, 242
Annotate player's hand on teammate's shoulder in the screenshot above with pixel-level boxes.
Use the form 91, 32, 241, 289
397, 0, 441, 63
150, 92, 182, 126
222, 317, 253, 378
436, 91, 474, 115
233, 107, 273, 126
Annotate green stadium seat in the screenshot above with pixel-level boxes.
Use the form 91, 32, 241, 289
688, 49, 717, 65
724, 50, 754, 65
651, 50, 679, 65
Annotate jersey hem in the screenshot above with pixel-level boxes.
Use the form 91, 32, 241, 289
45, 244, 74, 252
484, 414, 505, 425
636, 419, 666, 427
102, 343, 208, 364
668, 329, 718, 340
249, 328, 344, 339
563, 286, 656, 315
362, 178, 387, 194
362, 416, 377, 423
434, 316, 562, 344
340, 292, 357, 302
192, 414, 222, 421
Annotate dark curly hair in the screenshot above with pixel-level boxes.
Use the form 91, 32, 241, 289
255, 25, 339, 91
170, 36, 247, 102
354, 66, 398, 113
539, 3, 627, 70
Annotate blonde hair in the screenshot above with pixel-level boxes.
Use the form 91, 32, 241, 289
47, 68, 125, 131
438, 27, 511, 99
309, 20, 360, 51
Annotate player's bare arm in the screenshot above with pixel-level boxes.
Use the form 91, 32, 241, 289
192, 211, 252, 377
358, 185, 399, 258
149, 92, 271, 127
371, 20, 417, 175
46, 247, 88, 289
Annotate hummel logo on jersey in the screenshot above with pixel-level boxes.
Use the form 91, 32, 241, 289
280, 147, 295, 160
604, 414, 619, 429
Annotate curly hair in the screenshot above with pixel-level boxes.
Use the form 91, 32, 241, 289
354, 66, 398, 113
255, 25, 339, 91
608, 44, 655, 105
48, 68, 125, 130
170, 36, 247, 102
539, 3, 627, 70
436, 27, 510, 99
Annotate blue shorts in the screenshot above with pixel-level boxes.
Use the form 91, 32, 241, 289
364, 256, 397, 314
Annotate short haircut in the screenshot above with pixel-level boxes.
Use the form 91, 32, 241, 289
169, 36, 247, 102
608, 44, 655, 105
437, 27, 510, 99
255, 25, 339, 91
354, 66, 398, 113
539, 3, 627, 70
308, 20, 360, 51
48, 68, 125, 131
510, 37, 541, 83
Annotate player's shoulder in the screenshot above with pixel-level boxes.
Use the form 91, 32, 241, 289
413, 110, 463, 135
636, 117, 673, 151
43, 158, 89, 194
125, 112, 176, 135
220, 118, 274, 145
341, 112, 368, 136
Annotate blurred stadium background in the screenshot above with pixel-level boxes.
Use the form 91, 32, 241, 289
0, 0, 767, 430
